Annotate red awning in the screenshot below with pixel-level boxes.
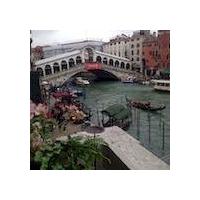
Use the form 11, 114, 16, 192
84, 63, 102, 70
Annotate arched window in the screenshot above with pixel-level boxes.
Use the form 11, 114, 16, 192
45, 65, 52, 75
96, 56, 102, 63
61, 60, 68, 71
69, 58, 75, 68
53, 62, 60, 73
115, 60, 119, 67
121, 62, 125, 68
126, 63, 130, 70
84, 48, 93, 62
37, 67, 44, 76
76, 56, 82, 65
103, 57, 108, 65
109, 59, 113, 66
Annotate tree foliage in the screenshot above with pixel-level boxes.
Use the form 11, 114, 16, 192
30, 115, 110, 170
34, 136, 109, 170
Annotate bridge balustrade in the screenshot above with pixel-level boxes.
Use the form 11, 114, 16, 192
41, 65, 84, 81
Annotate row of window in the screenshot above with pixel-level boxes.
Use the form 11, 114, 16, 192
131, 44, 140, 48
131, 57, 140, 61
37, 59, 131, 76
110, 41, 128, 45
110, 49, 140, 57
110, 43, 141, 48
131, 50, 140, 55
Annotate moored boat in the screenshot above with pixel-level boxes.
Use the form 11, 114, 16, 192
151, 79, 170, 92
121, 76, 135, 84
126, 98, 166, 112
75, 77, 90, 85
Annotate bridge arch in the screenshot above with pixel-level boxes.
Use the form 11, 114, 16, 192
53, 62, 60, 73
96, 56, 102, 63
45, 65, 52, 75
121, 62, 125, 68
115, 60, 119, 67
69, 58, 75, 68
66, 68, 120, 81
84, 47, 94, 62
61, 60, 68, 71
126, 63, 130, 70
103, 57, 108, 64
76, 56, 82, 65
109, 59, 114, 66
37, 67, 44, 76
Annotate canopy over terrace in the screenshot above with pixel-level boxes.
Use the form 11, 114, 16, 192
102, 104, 131, 120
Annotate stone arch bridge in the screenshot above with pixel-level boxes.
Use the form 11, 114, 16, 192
34, 46, 143, 85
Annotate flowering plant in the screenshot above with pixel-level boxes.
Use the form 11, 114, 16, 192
30, 100, 49, 119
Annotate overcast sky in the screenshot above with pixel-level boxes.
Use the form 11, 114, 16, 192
31, 30, 156, 47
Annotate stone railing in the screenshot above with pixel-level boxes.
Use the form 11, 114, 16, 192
40, 63, 145, 83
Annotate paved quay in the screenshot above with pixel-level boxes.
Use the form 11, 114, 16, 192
72, 126, 169, 170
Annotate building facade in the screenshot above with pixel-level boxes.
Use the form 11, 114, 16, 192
31, 46, 44, 62
157, 30, 170, 69
142, 35, 159, 75
142, 30, 170, 76
103, 30, 152, 72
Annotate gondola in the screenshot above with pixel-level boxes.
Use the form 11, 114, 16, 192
126, 97, 166, 112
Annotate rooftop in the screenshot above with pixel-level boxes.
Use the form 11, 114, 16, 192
35, 50, 81, 65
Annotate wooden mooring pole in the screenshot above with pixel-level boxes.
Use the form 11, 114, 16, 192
137, 109, 140, 139
96, 108, 100, 127
148, 111, 151, 145
162, 121, 165, 151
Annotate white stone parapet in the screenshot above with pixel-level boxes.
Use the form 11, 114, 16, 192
72, 126, 170, 170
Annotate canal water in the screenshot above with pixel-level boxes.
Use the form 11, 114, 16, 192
80, 81, 170, 164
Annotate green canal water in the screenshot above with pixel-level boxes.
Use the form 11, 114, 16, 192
81, 81, 170, 164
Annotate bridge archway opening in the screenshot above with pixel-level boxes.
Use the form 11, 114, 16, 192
126, 63, 130, 70
91, 69, 119, 81
76, 56, 82, 65
53, 62, 60, 73
96, 56, 102, 63
69, 58, 75, 68
121, 62, 125, 69
45, 65, 52, 75
103, 57, 108, 65
84, 48, 94, 62
109, 59, 114, 66
65, 69, 119, 82
37, 67, 44, 76
69, 71, 96, 82
115, 60, 119, 67
61, 60, 68, 71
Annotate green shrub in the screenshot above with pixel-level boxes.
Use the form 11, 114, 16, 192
34, 136, 109, 170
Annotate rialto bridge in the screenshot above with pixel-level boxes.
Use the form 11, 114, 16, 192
34, 46, 142, 85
